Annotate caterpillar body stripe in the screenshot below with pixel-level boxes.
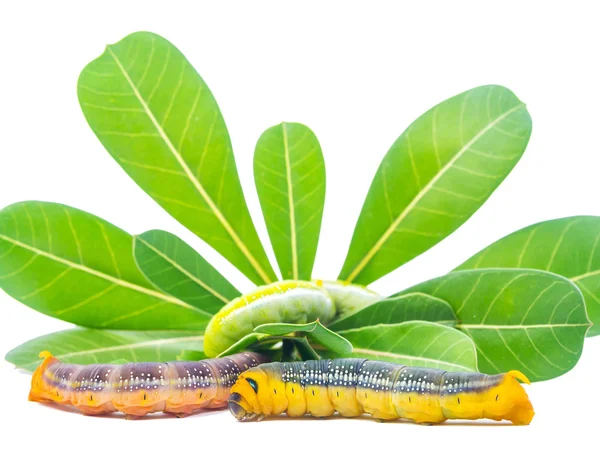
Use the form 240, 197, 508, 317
228, 359, 534, 424
29, 351, 269, 418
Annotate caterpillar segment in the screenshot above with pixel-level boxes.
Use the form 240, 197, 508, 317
29, 350, 269, 418
228, 359, 535, 425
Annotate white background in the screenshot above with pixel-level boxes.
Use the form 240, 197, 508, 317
1, 1, 598, 448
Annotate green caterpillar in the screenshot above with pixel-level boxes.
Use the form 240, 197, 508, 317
203, 281, 336, 357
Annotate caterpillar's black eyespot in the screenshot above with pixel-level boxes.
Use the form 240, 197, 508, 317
143, 394, 147, 401
247, 378, 259, 393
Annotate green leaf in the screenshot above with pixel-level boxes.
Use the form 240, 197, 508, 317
134, 229, 240, 315
321, 280, 383, 320
0, 201, 210, 329
339, 321, 477, 372
456, 216, 600, 336
294, 337, 321, 360
255, 321, 353, 355
78, 31, 275, 285
5, 328, 204, 371
328, 293, 457, 332
215, 320, 352, 359
176, 350, 207, 361
402, 269, 590, 381
254, 122, 326, 280
338, 85, 532, 285
216, 333, 270, 357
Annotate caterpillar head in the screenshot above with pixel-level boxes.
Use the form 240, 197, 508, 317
228, 368, 270, 421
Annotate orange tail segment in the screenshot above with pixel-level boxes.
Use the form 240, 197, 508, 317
29, 351, 60, 403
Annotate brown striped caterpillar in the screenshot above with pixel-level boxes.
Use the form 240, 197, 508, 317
29, 351, 269, 418
228, 359, 534, 424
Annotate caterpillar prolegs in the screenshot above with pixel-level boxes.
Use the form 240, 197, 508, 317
228, 359, 535, 425
29, 351, 269, 418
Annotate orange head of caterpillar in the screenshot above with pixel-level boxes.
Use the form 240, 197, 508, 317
228, 368, 270, 421
489, 370, 535, 425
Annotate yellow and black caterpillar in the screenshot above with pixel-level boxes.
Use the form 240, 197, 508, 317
228, 359, 534, 424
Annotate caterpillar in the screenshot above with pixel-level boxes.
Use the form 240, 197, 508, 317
320, 280, 382, 320
204, 280, 335, 357
29, 350, 269, 418
228, 359, 535, 425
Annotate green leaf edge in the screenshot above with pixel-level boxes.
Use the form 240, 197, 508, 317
339, 320, 479, 372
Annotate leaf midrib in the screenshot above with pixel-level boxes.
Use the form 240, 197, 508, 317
0, 234, 209, 316
570, 269, 600, 282
456, 323, 589, 330
134, 236, 230, 304
106, 46, 272, 285
345, 103, 526, 282
47, 335, 205, 359
282, 123, 299, 279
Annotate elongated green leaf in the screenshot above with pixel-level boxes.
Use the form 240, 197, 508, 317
328, 293, 456, 331
0, 201, 210, 329
402, 269, 590, 381
78, 31, 275, 285
6, 329, 205, 371
456, 216, 600, 336
255, 321, 353, 355
339, 85, 532, 285
339, 321, 477, 372
134, 229, 240, 315
254, 122, 326, 280
217, 333, 325, 361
